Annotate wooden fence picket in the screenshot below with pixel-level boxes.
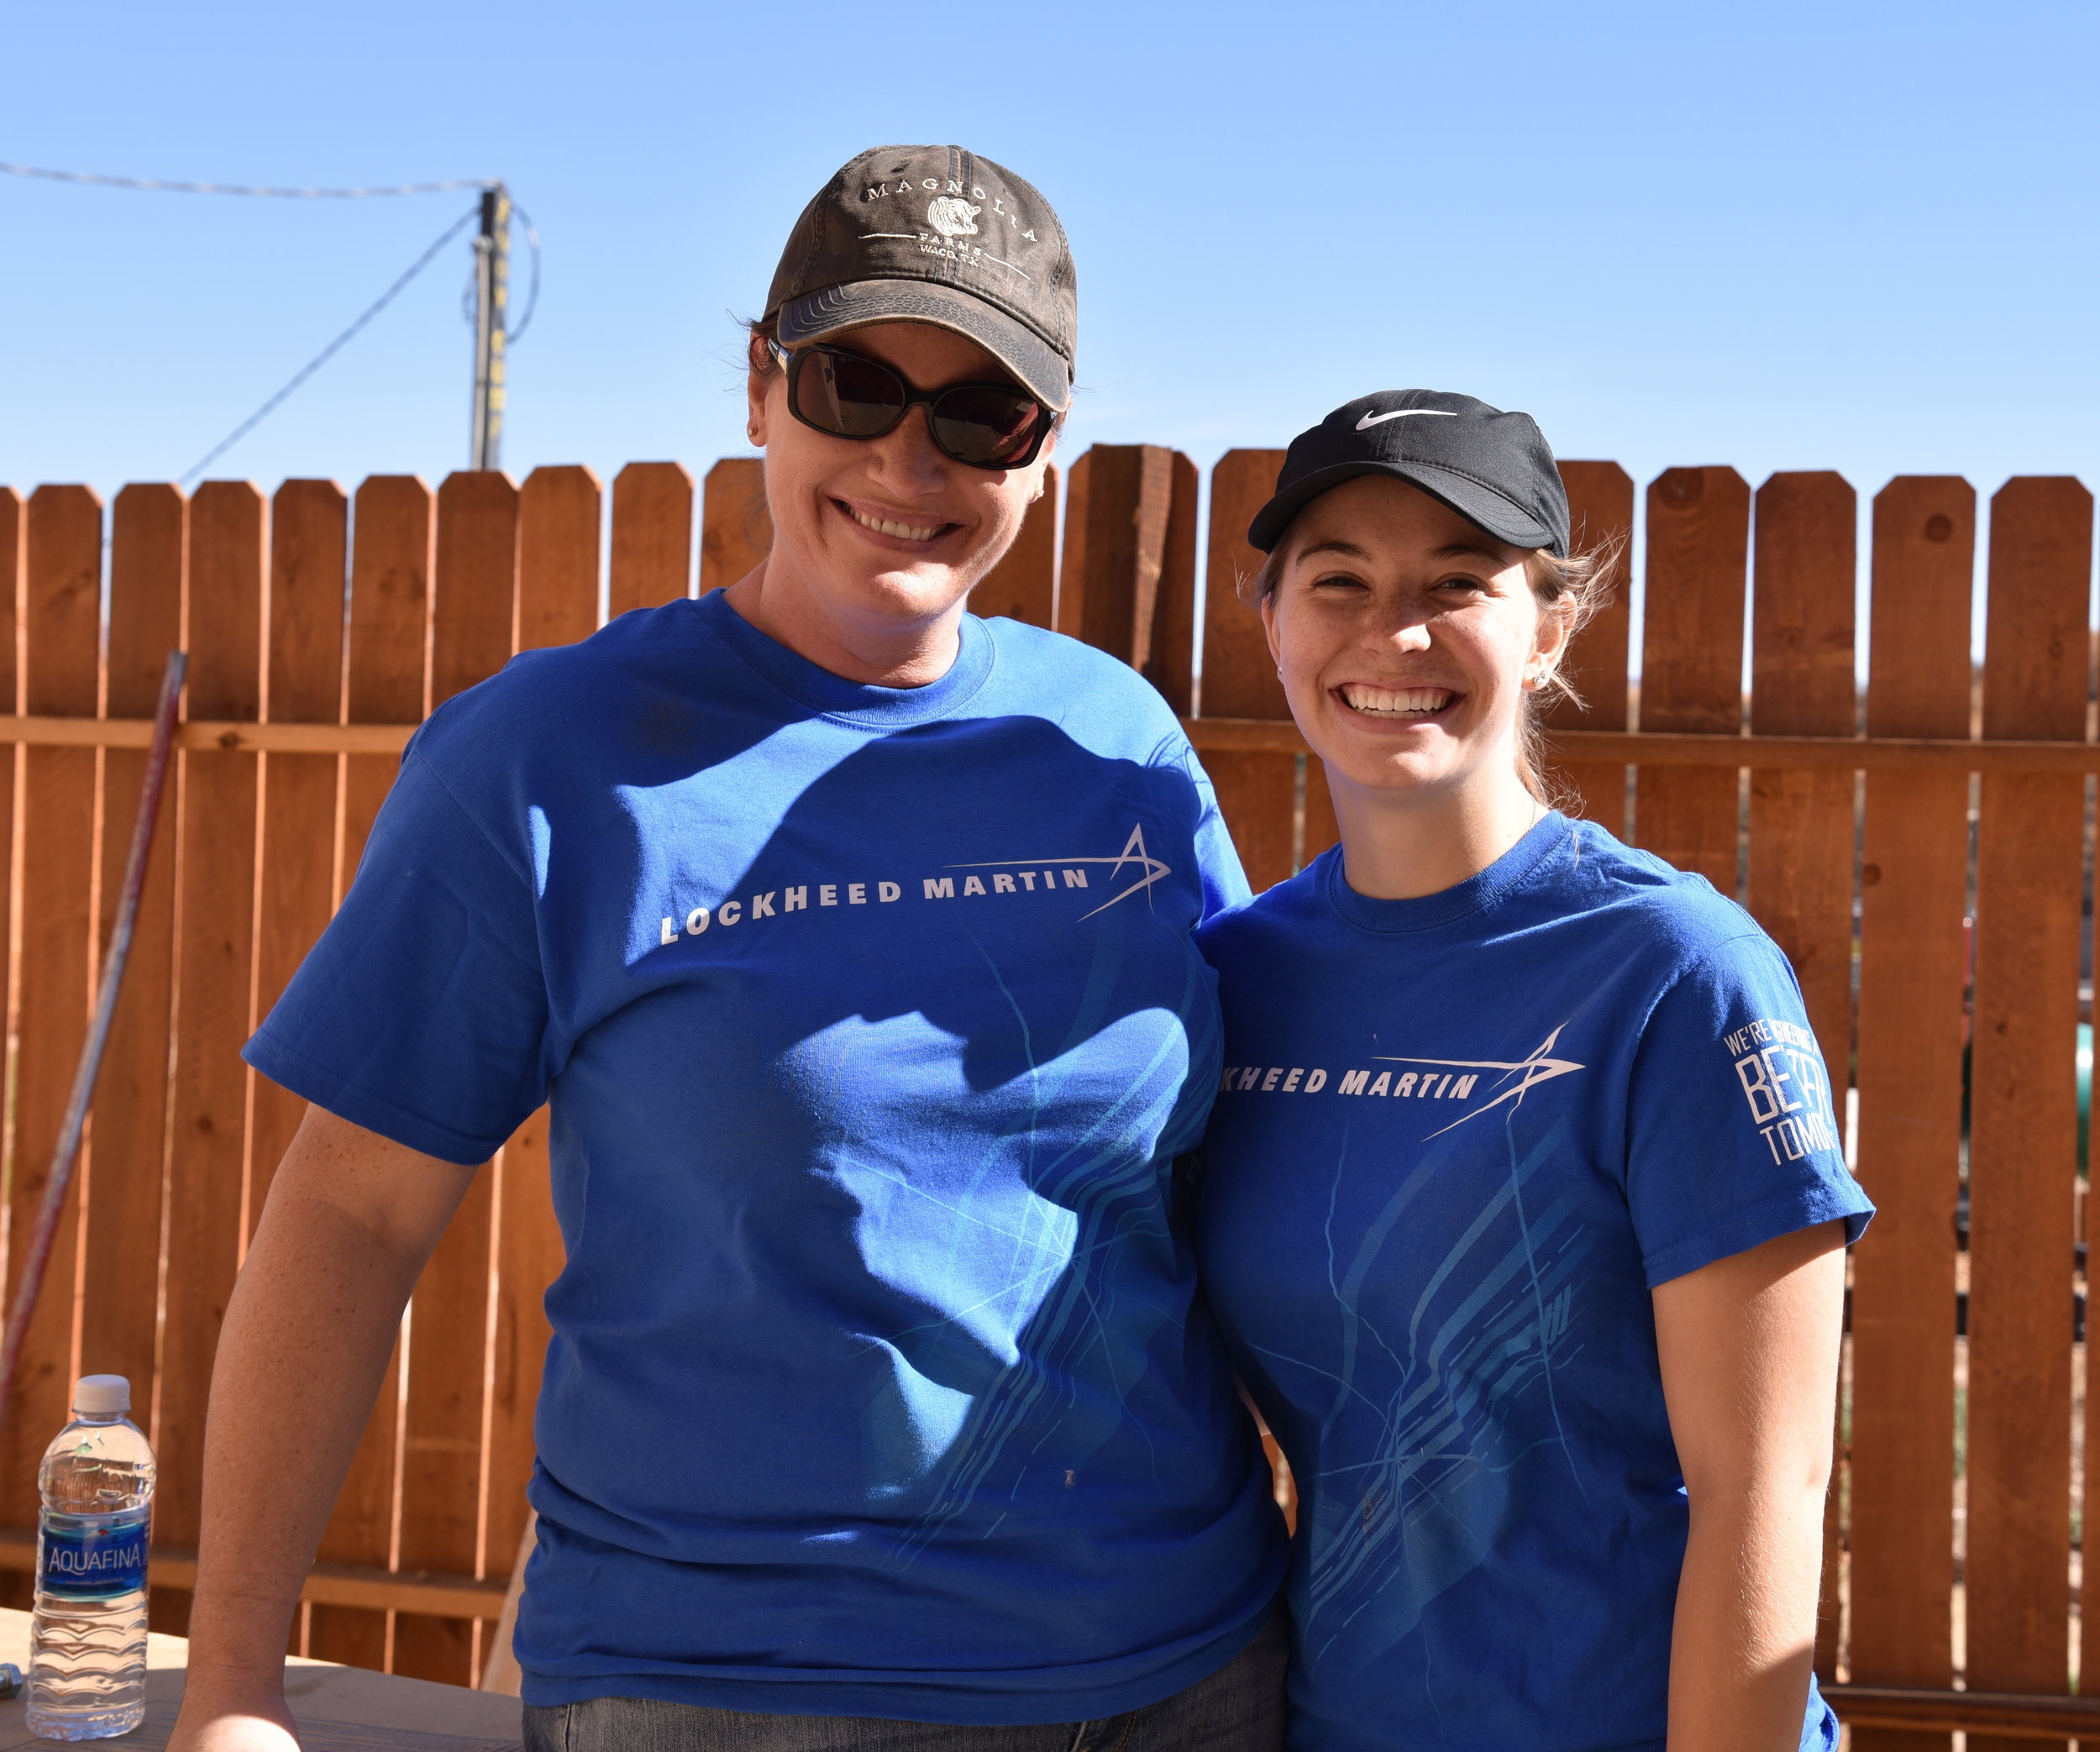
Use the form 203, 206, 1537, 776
307, 474, 433, 1671
1848, 476, 1976, 1750
249, 481, 348, 1230
1964, 477, 2091, 1751
1544, 462, 1635, 831
609, 463, 694, 617
1199, 449, 1294, 890
392, 472, 519, 1684
1, 486, 105, 1599
518, 467, 603, 651
155, 481, 268, 1635
972, 464, 1058, 630
698, 459, 769, 594
83, 485, 184, 1448
1635, 468, 1751, 889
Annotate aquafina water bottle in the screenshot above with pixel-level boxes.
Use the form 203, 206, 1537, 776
27, 1374, 154, 1740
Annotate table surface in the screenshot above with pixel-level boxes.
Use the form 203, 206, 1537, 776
0, 1610, 522, 1750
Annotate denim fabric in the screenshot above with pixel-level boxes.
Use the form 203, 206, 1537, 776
522, 1609, 1287, 1752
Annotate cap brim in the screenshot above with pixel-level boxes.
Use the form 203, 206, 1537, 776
1248, 460, 1561, 554
777, 280, 1072, 412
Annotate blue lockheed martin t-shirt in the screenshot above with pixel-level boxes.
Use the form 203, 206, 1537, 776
1194, 815, 1872, 1752
246, 592, 1286, 1722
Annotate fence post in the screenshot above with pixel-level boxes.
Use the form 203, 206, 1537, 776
1543, 463, 1634, 832
609, 463, 694, 617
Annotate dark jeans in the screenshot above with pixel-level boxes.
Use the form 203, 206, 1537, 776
522, 1610, 1288, 1752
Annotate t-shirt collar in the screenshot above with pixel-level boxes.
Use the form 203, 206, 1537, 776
698, 589, 995, 727
1323, 809, 1572, 935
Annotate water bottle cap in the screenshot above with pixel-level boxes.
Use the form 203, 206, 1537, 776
72, 1375, 129, 1417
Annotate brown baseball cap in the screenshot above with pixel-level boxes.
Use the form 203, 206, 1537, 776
764, 145, 1078, 412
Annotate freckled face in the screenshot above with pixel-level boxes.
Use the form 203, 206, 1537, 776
1261, 475, 1567, 800
747, 321, 1054, 627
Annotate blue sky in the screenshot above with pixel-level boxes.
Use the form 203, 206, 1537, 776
2, 0, 2093, 512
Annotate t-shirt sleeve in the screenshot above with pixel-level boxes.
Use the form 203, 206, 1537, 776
242, 749, 554, 1166
1625, 932, 1874, 1288
1166, 742, 1252, 922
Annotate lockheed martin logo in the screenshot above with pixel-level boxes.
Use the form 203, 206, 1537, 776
1373, 1024, 1585, 1137
948, 825, 1170, 921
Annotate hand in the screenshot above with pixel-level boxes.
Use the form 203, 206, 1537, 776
165, 1668, 301, 1752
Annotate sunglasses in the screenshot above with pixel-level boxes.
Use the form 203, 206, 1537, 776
771, 341, 1053, 471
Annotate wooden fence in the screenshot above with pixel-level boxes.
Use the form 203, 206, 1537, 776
0, 450, 2092, 1741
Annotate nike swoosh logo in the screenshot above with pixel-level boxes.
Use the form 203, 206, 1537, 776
1357, 409, 1459, 430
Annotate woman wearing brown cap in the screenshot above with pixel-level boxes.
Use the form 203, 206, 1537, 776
170, 148, 1286, 1752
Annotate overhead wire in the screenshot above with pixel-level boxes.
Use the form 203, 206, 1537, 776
178, 205, 480, 485
3, 157, 542, 477
0, 161, 496, 198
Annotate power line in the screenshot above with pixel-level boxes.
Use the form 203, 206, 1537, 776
180, 206, 480, 485
0, 161, 495, 199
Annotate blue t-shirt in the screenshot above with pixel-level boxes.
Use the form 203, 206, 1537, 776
246, 592, 1287, 1722
1194, 815, 1872, 1752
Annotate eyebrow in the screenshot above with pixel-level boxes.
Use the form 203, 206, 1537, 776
1291, 537, 1512, 565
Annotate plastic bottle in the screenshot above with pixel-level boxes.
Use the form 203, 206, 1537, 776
27, 1375, 154, 1741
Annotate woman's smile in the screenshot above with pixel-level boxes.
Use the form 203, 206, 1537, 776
1334, 682, 1460, 721
830, 493, 962, 550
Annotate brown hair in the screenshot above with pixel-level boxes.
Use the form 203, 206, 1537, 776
1241, 520, 1623, 807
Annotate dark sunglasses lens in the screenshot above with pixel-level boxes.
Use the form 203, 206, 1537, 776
930, 386, 1044, 466
795, 351, 906, 437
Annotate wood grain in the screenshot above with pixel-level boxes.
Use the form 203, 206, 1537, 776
1200, 450, 1294, 890
249, 481, 345, 1232
698, 459, 770, 595
517, 466, 601, 652
306, 475, 432, 1671
155, 482, 266, 1634
1965, 477, 2090, 1749
971, 464, 1057, 630
1142, 453, 1198, 713
1542, 462, 1634, 831
82, 487, 183, 1423
0, 488, 102, 1576
1849, 477, 1974, 1752
1054, 451, 1091, 639
1635, 467, 1751, 890
608, 463, 693, 618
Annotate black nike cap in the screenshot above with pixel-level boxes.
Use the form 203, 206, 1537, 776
765, 145, 1077, 412
1248, 390, 1570, 556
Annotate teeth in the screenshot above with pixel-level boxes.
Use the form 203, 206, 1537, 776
1341, 684, 1455, 717
848, 505, 943, 543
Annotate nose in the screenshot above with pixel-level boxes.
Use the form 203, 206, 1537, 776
1377, 612, 1433, 654
863, 404, 951, 498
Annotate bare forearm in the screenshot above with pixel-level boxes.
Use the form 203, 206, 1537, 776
1667, 1489, 1825, 1751
181, 1191, 424, 1682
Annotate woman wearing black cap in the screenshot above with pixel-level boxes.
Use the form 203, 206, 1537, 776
169, 148, 1286, 1752
1194, 394, 1873, 1752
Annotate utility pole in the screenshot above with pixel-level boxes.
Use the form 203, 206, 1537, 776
470, 183, 510, 470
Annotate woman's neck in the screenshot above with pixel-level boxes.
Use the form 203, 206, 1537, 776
1327, 763, 1546, 901
722, 555, 963, 688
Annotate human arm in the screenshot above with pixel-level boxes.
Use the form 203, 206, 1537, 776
1654, 1218, 1847, 1752
167, 1105, 480, 1752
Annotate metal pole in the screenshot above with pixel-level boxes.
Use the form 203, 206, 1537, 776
470, 184, 510, 470
0, 651, 186, 1432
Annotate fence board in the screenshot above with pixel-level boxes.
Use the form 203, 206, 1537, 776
1744, 470, 1857, 1680
518, 467, 602, 651
608, 462, 693, 618
250, 481, 346, 1235
1142, 453, 1199, 713
307, 475, 433, 1670
0, 487, 104, 1602
155, 481, 266, 1635
699, 459, 770, 595
1068, 445, 1175, 673
1635, 467, 1750, 889
81, 486, 183, 1421
1849, 477, 1975, 1752
1966, 477, 2091, 1751
971, 464, 1058, 630
391, 473, 517, 1683
1200, 449, 1294, 889
1543, 462, 1635, 831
